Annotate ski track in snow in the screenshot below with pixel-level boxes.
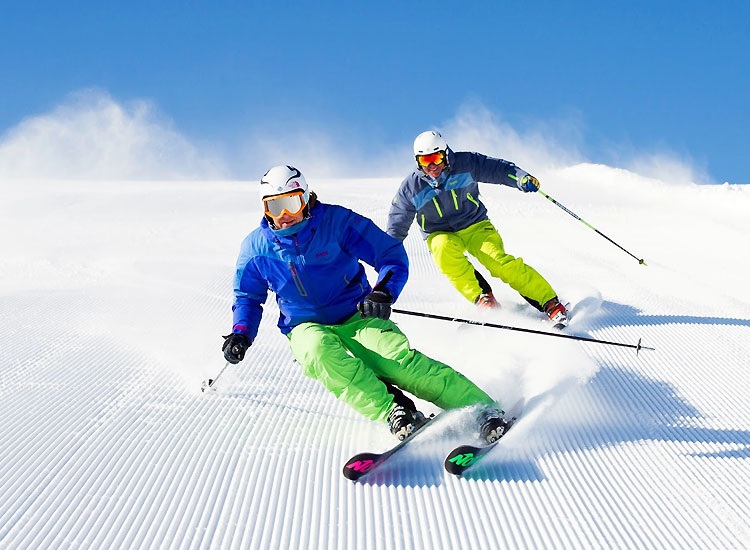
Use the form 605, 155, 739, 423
1, 176, 749, 549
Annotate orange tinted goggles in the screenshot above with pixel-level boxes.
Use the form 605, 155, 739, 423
416, 151, 445, 167
263, 190, 306, 219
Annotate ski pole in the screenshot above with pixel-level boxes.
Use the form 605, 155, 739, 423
392, 308, 654, 354
201, 361, 232, 392
538, 190, 647, 266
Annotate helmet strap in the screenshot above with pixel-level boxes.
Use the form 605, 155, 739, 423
265, 213, 279, 229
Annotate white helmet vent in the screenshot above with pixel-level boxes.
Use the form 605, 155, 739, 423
259, 165, 310, 203
413, 130, 448, 156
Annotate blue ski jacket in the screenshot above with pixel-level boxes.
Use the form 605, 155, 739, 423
231, 202, 409, 340
387, 149, 530, 241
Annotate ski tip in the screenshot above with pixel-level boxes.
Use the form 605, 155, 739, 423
342, 464, 363, 481
444, 463, 464, 476
444, 445, 473, 475
444, 444, 495, 476
342, 452, 381, 481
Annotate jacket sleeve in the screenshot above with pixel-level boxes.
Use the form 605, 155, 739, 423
339, 208, 409, 302
231, 243, 268, 341
469, 152, 530, 190
386, 178, 416, 242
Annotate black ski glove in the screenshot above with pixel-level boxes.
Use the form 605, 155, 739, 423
222, 333, 252, 364
358, 288, 393, 320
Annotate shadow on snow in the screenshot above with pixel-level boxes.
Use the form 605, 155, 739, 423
358, 362, 749, 486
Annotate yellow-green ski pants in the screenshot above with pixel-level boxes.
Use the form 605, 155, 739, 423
427, 219, 557, 307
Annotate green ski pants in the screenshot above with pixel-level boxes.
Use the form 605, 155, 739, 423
288, 313, 494, 422
427, 219, 557, 307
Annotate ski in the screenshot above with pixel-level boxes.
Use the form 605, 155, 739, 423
444, 401, 524, 476
342, 413, 440, 481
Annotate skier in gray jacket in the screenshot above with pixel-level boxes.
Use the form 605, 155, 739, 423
387, 130, 567, 326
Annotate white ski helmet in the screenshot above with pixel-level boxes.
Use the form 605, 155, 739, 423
413, 130, 448, 156
258, 165, 309, 204
413, 130, 449, 170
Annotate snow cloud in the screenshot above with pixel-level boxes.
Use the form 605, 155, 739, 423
0, 89, 710, 186
621, 151, 713, 186
440, 102, 586, 173
232, 102, 588, 181
0, 89, 227, 181
437, 102, 712, 186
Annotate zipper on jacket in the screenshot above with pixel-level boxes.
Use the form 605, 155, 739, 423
284, 234, 309, 297
466, 192, 480, 208
432, 197, 443, 217
288, 263, 308, 296
450, 189, 459, 210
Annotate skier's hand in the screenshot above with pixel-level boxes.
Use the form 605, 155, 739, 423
358, 289, 393, 320
222, 333, 252, 364
517, 174, 540, 193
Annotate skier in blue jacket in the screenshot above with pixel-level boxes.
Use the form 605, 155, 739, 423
222, 165, 510, 443
388, 130, 568, 326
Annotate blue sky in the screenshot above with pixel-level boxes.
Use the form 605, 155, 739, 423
2, 1, 748, 183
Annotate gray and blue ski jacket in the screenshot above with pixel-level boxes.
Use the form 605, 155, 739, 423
387, 149, 530, 241
231, 202, 408, 340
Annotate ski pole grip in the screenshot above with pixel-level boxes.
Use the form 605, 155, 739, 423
373, 270, 394, 292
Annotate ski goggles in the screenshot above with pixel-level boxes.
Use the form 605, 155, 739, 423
263, 190, 307, 219
416, 151, 445, 167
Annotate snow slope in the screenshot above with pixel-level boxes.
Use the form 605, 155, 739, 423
1, 169, 749, 549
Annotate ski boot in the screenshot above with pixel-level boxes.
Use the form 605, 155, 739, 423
474, 292, 499, 309
543, 297, 569, 328
387, 405, 428, 441
478, 408, 512, 444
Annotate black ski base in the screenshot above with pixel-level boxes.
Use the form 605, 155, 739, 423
444, 439, 503, 476
444, 407, 523, 476
342, 413, 439, 481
